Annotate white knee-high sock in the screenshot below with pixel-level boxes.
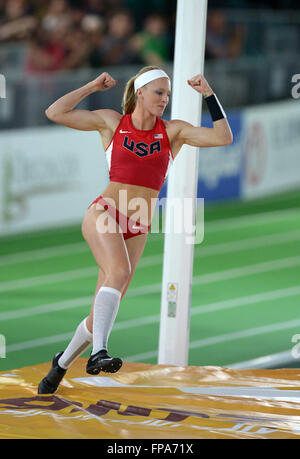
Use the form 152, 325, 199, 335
92, 286, 122, 355
58, 317, 92, 369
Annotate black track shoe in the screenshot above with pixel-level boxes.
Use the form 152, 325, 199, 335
38, 352, 67, 394
86, 349, 122, 375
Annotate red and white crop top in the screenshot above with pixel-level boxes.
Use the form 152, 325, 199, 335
105, 114, 174, 191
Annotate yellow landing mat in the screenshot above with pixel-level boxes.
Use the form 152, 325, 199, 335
1, 359, 300, 439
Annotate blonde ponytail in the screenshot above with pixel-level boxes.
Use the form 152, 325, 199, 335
121, 65, 161, 114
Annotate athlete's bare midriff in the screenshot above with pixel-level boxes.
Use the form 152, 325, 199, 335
100, 181, 159, 226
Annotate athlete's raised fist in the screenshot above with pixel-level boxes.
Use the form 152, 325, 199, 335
187, 74, 213, 97
91, 72, 117, 92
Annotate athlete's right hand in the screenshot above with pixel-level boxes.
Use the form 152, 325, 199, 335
90, 72, 117, 92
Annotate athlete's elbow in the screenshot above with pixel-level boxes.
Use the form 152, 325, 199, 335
218, 132, 233, 146
225, 126, 234, 145
45, 107, 56, 121
225, 132, 233, 145
45, 108, 65, 125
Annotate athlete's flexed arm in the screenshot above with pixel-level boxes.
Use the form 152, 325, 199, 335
170, 74, 233, 149
45, 72, 121, 131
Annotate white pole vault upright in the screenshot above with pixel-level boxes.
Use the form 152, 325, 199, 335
158, 0, 208, 366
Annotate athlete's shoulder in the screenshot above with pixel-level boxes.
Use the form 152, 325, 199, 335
162, 118, 188, 126
93, 109, 123, 133
162, 118, 189, 136
93, 109, 122, 124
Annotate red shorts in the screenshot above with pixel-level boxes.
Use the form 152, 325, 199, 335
88, 195, 151, 240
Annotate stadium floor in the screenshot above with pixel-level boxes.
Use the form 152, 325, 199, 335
1, 187, 300, 372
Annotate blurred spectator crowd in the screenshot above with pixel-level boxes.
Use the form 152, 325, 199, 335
1, 0, 297, 74
0, 0, 177, 73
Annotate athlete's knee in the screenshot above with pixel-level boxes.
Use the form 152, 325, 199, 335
105, 260, 132, 290
114, 262, 132, 286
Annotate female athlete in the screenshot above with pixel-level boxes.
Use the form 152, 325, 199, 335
38, 65, 233, 394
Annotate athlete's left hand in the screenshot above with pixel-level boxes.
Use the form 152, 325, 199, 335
187, 74, 213, 97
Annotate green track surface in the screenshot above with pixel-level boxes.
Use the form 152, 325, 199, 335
1, 188, 300, 372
